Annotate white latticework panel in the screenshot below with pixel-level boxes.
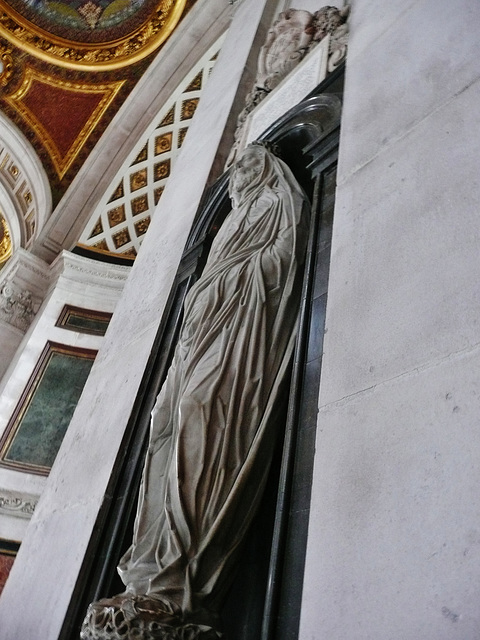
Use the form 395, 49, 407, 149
78, 37, 223, 259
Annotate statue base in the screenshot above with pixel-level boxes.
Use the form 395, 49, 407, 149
80, 595, 222, 640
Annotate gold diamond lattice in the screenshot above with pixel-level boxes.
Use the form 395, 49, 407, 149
154, 159, 171, 181
130, 169, 148, 192
155, 132, 173, 155
108, 180, 124, 203
154, 186, 164, 204
131, 144, 148, 166
180, 98, 199, 121
78, 37, 224, 258
158, 106, 175, 127
89, 218, 103, 238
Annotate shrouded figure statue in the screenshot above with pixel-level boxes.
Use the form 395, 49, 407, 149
81, 142, 309, 640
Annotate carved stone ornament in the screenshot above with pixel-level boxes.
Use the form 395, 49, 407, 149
226, 5, 349, 166
81, 143, 309, 639
81, 596, 221, 640
0, 280, 36, 331
0, 492, 37, 518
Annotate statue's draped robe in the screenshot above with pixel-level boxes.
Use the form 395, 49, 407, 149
118, 149, 308, 622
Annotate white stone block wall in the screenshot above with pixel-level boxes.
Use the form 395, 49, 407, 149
300, 0, 480, 638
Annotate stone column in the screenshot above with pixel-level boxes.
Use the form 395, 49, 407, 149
0, 1, 278, 638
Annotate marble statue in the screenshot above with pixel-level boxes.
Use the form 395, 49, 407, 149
81, 142, 309, 640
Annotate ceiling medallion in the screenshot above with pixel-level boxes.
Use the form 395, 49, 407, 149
0, 214, 13, 265
0, 0, 186, 71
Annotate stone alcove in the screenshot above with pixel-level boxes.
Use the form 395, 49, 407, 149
68, 67, 344, 640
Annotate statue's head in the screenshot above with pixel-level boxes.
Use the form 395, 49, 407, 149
230, 141, 283, 204
231, 145, 265, 194
229, 141, 296, 208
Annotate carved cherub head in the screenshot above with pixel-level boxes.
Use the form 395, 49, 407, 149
312, 5, 350, 42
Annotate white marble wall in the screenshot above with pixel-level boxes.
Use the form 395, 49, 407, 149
300, 0, 480, 638
0, 252, 128, 545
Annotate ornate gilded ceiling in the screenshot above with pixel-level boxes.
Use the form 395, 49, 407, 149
0, 0, 194, 206
0, 0, 187, 70
0, 214, 12, 265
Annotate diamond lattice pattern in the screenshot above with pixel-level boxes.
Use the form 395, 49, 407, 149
78, 40, 222, 258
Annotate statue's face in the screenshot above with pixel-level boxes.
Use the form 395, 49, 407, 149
232, 148, 263, 193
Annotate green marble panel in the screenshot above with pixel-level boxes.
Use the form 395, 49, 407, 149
4, 349, 95, 470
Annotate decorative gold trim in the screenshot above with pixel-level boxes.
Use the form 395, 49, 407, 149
0, 45, 12, 86
0, 214, 12, 265
76, 241, 135, 262
0, 0, 186, 71
4, 67, 125, 178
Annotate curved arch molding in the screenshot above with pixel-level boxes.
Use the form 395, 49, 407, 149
0, 110, 52, 248
0, 0, 187, 71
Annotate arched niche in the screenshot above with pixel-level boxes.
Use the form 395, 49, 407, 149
68, 67, 344, 640
0, 111, 52, 254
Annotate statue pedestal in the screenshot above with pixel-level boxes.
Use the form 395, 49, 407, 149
80, 597, 222, 640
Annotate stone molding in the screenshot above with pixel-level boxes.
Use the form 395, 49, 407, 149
49, 251, 130, 290
0, 490, 37, 519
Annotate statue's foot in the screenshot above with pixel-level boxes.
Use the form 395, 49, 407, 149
80, 593, 222, 640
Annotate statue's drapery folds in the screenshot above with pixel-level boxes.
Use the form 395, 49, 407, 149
81, 144, 309, 640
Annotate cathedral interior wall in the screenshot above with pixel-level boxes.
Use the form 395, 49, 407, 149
0, 0, 478, 638
301, 0, 480, 637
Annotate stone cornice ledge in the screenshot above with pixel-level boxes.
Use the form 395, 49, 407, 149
49, 250, 131, 292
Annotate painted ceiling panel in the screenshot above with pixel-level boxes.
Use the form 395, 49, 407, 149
5, 67, 124, 177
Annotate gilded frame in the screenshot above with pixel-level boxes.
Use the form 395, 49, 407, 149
56, 304, 112, 336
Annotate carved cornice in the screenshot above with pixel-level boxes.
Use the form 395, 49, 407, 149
0, 0, 187, 71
